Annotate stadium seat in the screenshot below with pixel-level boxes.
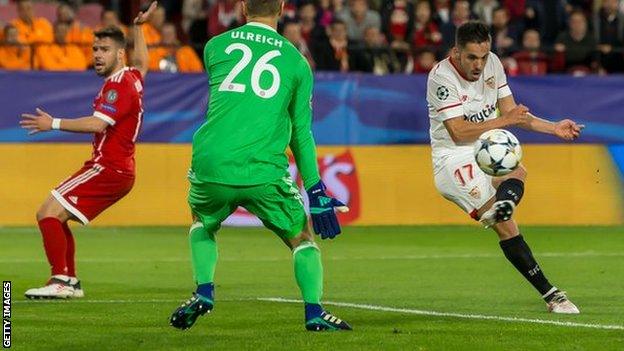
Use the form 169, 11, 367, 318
78, 3, 103, 28
0, 3, 17, 23
33, 2, 57, 23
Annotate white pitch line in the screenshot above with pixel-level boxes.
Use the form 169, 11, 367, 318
1, 251, 622, 263
13, 296, 624, 331
259, 297, 624, 331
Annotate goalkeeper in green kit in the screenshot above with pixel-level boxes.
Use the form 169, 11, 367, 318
169, 0, 352, 332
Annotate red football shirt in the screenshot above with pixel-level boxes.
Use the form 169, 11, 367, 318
91, 67, 144, 174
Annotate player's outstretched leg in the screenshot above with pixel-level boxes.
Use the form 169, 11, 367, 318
494, 220, 580, 314
483, 168, 579, 314
292, 241, 352, 331
170, 222, 216, 330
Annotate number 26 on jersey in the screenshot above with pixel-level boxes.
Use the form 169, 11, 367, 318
218, 43, 281, 99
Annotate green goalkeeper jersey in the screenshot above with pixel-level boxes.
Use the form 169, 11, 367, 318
190, 22, 320, 189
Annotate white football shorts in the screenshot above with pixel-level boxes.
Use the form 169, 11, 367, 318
434, 151, 496, 219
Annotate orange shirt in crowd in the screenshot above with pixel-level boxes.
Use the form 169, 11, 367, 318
11, 17, 54, 44
0, 45, 32, 70
148, 45, 203, 73
66, 22, 95, 64
35, 44, 87, 71
142, 23, 162, 46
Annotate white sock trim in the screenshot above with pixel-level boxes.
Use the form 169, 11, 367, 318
542, 287, 558, 299
292, 241, 319, 256
189, 221, 204, 234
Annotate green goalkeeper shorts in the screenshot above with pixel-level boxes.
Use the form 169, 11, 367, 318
187, 175, 307, 240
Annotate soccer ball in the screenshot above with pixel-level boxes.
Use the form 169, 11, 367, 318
474, 129, 522, 176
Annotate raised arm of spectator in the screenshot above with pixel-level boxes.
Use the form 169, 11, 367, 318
132, 1, 158, 78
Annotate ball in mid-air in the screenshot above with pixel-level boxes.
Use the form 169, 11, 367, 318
474, 129, 522, 176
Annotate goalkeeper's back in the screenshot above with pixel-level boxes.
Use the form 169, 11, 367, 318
191, 17, 314, 186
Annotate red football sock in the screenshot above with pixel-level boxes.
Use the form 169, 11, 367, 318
37, 217, 68, 276
62, 222, 76, 277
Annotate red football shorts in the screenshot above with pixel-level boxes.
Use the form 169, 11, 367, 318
51, 163, 134, 224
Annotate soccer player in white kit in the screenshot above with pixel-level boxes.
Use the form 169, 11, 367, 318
427, 21, 583, 313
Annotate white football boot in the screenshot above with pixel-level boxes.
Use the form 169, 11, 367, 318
547, 290, 580, 314
69, 277, 85, 298
25, 275, 75, 299
480, 200, 515, 228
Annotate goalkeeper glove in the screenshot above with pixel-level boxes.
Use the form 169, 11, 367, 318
306, 181, 349, 239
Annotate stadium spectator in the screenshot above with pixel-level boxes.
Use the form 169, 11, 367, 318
182, 0, 208, 33
96, 10, 128, 36
523, 0, 545, 32
283, 20, 315, 67
35, 21, 87, 71
594, 0, 624, 73
143, 4, 166, 45
57, 3, 94, 48
148, 22, 203, 73
472, 0, 499, 26
11, 0, 53, 44
510, 29, 551, 75
554, 10, 599, 74
440, 0, 471, 52
351, 25, 401, 74
433, 0, 451, 25
207, 0, 243, 39
566, 0, 593, 16
336, 0, 381, 42
490, 7, 520, 57
282, 1, 299, 22
298, 2, 325, 47
541, 0, 567, 45
182, 0, 208, 48
0, 24, 32, 70
317, 0, 345, 27
411, 0, 442, 52
412, 48, 437, 73
57, 3, 94, 64
501, 0, 525, 24
380, 0, 414, 50
313, 19, 351, 71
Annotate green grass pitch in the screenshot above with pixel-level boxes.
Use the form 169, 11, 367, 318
2, 225, 624, 350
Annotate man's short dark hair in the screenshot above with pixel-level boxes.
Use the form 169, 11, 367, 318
94, 26, 126, 48
245, 0, 282, 18
330, 18, 346, 28
456, 21, 491, 48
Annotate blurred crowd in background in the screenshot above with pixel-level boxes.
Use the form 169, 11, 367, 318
0, 0, 623, 75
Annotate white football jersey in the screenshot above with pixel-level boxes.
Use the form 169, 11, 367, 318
427, 52, 512, 173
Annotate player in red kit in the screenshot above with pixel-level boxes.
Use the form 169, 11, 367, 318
19, 2, 158, 299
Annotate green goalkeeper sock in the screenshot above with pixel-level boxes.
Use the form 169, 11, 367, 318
189, 222, 218, 285
293, 241, 323, 304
